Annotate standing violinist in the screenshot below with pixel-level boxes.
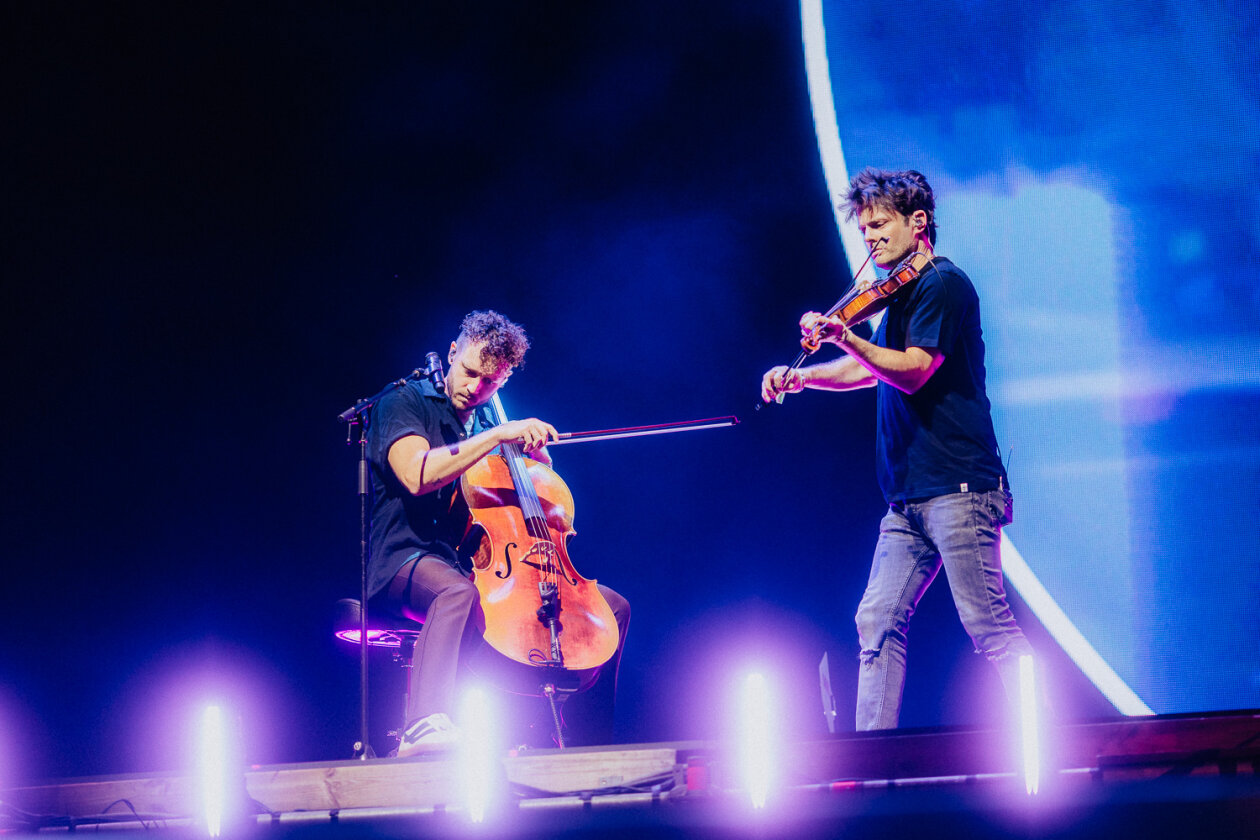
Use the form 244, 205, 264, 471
367, 309, 631, 754
761, 168, 1034, 730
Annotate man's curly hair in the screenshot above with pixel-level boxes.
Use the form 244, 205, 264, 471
456, 310, 530, 373
844, 167, 937, 246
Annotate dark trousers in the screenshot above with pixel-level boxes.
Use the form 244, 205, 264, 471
383, 555, 630, 746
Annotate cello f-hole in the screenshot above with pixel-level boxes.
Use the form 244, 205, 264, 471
496, 542, 517, 579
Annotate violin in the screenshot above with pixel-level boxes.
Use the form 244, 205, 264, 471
458, 394, 618, 677
762, 250, 933, 405
800, 250, 934, 352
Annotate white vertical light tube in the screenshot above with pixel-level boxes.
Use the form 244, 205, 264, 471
458, 686, 496, 823
738, 672, 775, 810
197, 705, 227, 837
1018, 656, 1040, 795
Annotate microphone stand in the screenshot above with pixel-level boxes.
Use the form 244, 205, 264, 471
337, 357, 443, 759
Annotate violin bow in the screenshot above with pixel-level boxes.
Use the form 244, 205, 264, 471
547, 416, 739, 446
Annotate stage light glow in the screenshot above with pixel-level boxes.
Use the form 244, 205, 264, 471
737, 672, 776, 810
457, 685, 498, 823
116, 641, 288, 775
1018, 656, 1040, 796
333, 627, 400, 646
197, 705, 228, 837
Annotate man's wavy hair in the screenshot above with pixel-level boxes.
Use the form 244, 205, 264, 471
456, 310, 530, 373
844, 168, 937, 246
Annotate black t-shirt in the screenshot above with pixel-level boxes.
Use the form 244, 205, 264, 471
872, 257, 1007, 503
365, 379, 487, 598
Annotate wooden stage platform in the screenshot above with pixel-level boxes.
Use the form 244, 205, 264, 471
4, 712, 1259, 839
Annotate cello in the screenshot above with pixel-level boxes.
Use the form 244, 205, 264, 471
458, 394, 619, 681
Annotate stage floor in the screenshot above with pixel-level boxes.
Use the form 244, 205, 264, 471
4, 712, 1258, 839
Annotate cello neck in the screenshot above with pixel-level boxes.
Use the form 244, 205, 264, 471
487, 393, 550, 538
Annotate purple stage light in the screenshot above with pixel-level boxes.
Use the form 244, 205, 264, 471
110, 640, 294, 774
333, 627, 410, 647
193, 702, 247, 837
197, 704, 229, 838
457, 685, 498, 824
735, 670, 779, 810
1019, 655, 1041, 795
668, 601, 833, 744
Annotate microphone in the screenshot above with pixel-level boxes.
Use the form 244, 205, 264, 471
424, 351, 445, 393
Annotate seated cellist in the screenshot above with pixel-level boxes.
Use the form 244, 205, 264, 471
366, 309, 630, 755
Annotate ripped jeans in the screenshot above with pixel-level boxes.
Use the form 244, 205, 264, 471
854, 489, 1032, 731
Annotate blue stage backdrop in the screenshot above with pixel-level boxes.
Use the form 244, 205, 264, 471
811, 0, 1260, 714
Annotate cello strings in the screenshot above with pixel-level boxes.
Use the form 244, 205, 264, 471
491, 396, 557, 587
516, 450, 557, 586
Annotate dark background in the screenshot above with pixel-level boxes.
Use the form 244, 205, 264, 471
2, 2, 1110, 783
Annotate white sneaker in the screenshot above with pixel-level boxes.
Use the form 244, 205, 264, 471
397, 713, 460, 757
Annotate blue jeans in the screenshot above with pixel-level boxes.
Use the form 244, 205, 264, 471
854, 489, 1032, 730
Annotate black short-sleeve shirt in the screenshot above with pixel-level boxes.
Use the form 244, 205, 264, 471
365, 379, 487, 598
872, 257, 1007, 503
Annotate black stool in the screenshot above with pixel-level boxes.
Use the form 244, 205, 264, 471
334, 598, 423, 755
